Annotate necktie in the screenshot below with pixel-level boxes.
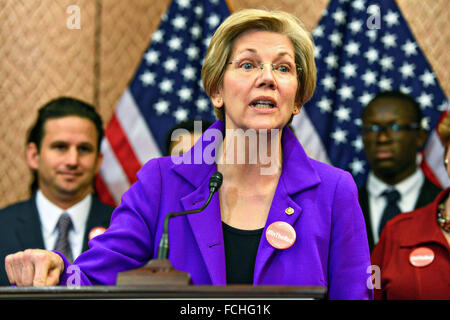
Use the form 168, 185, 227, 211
54, 212, 74, 263
378, 189, 401, 235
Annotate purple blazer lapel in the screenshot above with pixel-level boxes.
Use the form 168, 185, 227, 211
180, 179, 226, 285
253, 180, 303, 284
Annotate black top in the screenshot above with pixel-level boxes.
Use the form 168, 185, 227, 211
222, 222, 264, 284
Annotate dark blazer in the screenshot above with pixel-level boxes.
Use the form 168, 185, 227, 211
359, 177, 442, 252
0, 194, 114, 286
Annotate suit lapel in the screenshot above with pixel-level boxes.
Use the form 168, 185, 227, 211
181, 181, 226, 285
82, 196, 112, 251
15, 195, 45, 249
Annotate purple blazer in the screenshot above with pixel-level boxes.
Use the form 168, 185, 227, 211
59, 120, 373, 300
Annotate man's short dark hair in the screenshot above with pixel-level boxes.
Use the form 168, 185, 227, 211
27, 97, 104, 151
362, 90, 423, 125
27, 97, 104, 194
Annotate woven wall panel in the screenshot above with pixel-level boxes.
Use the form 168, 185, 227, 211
0, 0, 448, 208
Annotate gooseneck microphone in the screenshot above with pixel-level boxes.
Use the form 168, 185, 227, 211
157, 171, 223, 259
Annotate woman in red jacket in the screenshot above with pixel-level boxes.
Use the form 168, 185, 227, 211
371, 112, 450, 300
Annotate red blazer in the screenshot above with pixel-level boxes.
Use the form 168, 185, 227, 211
371, 188, 450, 300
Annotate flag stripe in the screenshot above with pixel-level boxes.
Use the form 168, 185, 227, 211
115, 89, 161, 163
95, 174, 116, 207
105, 114, 141, 184
100, 138, 131, 204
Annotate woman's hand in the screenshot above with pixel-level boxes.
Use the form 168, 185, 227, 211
5, 249, 64, 286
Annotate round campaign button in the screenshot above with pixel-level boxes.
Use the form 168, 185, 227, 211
88, 226, 107, 240
409, 247, 435, 267
265, 221, 296, 250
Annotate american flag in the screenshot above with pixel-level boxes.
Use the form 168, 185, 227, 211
291, 0, 449, 189
96, 0, 230, 206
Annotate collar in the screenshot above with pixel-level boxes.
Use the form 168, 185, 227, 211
36, 190, 92, 235
171, 120, 321, 195
399, 188, 450, 249
367, 169, 424, 198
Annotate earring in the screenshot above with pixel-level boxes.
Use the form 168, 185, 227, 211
445, 158, 449, 165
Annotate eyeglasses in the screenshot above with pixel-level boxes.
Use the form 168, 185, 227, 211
362, 123, 420, 135
227, 59, 301, 79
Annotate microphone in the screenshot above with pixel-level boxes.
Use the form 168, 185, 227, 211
157, 171, 223, 259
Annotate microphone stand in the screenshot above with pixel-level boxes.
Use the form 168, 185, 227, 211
116, 172, 223, 286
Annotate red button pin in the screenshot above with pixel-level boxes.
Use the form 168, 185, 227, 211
409, 247, 435, 267
89, 226, 107, 240
266, 221, 296, 250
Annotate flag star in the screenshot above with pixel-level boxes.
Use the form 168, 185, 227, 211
349, 158, 365, 175
207, 14, 220, 28
399, 62, 415, 79
314, 45, 322, 58
312, 25, 325, 38
344, 41, 360, 56
348, 20, 363, 34
152, 30, 164, 43
379, 77, 393, 91
321, 74, 336, 91
194, 5, 203, 17
335, 106, 351, 122
337, 85, 354, 101
178, 87, 193, 102
191, 25, 202, 39
364, 47, 379, 63
172, 15, 187, 30
182, 66, 196, 81
438, 100, 449, 112
352, 0, 365, 11
419, 70, 435, 87
351, 136, 364, 152
362, 70, 377, 86
332, 9, 346, 25
177, 0, 190, 9
203, 35, 212, 48
154, 100, 170, 115
384, 10, 399, 27
331, 128, 348, 144
341, 62, 357, 79
144, 49, 159, 65
168, 36, 183, 50
380, 55, 394, 71
329, 31, 343, 47
196, 97, 209, 112
186, 45, 200, 60
359, 92, 374, 106
381, 33, 397, 49
417, 92, 433, 109
139, 71, 156, 86
421, 117, 430, 130
366, 29, 377, 42
401, 40, 418, 57
163, 58, 178, 72
173, 107, 189, 122
399, 85, 412, 95
159, 78, 174, 93
317, 97, 333, 113
325, 53, 339, 69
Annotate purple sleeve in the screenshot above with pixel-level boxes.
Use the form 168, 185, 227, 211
58, 159, 163, 286
327, 171, 374, 300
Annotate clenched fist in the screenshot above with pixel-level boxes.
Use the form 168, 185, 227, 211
5, 249, 64, 286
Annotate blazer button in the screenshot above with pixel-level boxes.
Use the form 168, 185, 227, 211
285, 207, 294, 215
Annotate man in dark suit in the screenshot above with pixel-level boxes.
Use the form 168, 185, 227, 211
359, 91, 442, 252
0, 97, 115, 286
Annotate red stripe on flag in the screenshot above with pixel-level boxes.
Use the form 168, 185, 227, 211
420, 155, 442, 188
105, 114, 142, 185
95, 173, 117, 207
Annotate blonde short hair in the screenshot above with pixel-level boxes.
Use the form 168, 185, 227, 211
202, 9, 317, 120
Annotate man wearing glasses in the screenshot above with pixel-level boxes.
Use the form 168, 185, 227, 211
358, 90, 442, 251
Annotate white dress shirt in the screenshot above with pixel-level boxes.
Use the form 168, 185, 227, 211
35, 190, 92, 259
367, 169, 424, 244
